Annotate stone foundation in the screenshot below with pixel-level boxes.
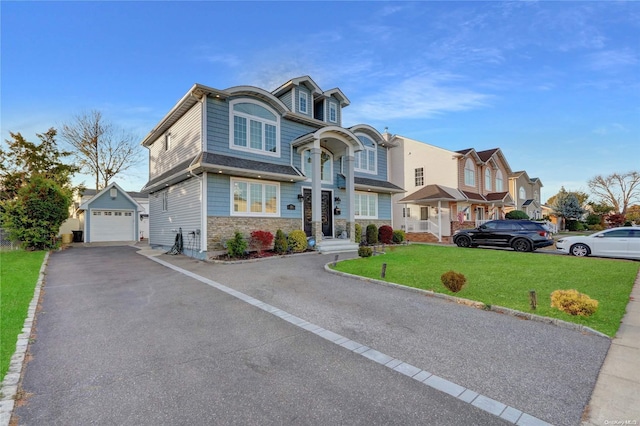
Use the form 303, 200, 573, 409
207, 216, 301, 251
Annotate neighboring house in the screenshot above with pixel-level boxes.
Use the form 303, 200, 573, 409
508, 171, 544, 219
60, 183, 148, 242
140, 76, 403, 258
390, 138, 518, 242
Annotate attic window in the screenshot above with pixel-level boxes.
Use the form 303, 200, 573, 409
329, 101, 337, 123
299, 91, 308, 114
110, 187, 117, 199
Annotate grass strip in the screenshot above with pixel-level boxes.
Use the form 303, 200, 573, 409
332, 245, 639, 337
1, 250, 46, 381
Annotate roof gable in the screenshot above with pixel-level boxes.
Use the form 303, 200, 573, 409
79, 182, 144, 211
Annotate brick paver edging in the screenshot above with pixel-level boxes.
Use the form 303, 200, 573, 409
0, 252, 50, 426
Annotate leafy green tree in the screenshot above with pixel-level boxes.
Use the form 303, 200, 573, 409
626, 205, 640, 224
551, 188, 586, 229
546, 188, 589, 207
1, 176, 71, 250
0, 128, 79, 201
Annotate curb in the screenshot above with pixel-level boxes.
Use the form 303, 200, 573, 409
0, 252, 49, 426
324, 261, 610, 339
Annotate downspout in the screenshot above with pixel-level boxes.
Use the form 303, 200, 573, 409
186, 91, 207, 254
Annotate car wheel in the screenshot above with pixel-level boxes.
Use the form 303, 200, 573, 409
512, 239, 532, 252
570, 243, 590, 257
455, 235, 472, 248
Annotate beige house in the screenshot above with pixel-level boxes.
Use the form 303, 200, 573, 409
390, 136, 545, 243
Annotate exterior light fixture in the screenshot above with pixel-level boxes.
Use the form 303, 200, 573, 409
297, 194, 304, 201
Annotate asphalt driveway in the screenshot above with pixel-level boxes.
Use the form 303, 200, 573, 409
13, 246, 610, 425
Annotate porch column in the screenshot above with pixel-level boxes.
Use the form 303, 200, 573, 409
310, 145, 322, 243
344, 154, 356, 243
437, 200, 442, 242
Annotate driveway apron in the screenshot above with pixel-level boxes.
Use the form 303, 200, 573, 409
14, 246, 510, 425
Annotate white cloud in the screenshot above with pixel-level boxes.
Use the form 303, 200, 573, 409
587, 49, 638, 71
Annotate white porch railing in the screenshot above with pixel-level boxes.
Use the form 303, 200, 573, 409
404, 219, 440, 236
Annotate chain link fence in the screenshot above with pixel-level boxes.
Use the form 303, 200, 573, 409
0, 228, 20, 250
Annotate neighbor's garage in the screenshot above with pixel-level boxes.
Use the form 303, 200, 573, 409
89, 210, 135, 242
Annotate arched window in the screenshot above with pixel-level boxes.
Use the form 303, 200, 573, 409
302, 148, 333, 183
355, 135, 377, 174
519, 186, 526, 200
464, 159, 475, 186
485, 169, 492, 191
495, 170, 503, 191
230, 100, 280, 156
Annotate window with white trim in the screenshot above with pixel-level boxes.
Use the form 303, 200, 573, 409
299, 91, 308, 114
534, 190, 539, 202
354, 192, 377, 219
302, 149, 333, 183
464, 159, 475, 186
415, 167, 424, 186
162, 191, 168, 212
355, 135, 377, 174
496, 170, 503, 191
485, 169, 492, 191
519, 186, 526, 200
329, 102, 337, 123
230, 100, 279, 156
231, 178, 279, 216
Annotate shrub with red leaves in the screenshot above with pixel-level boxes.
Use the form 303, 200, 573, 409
250, 230, 274, 254
378, 225, 394, 244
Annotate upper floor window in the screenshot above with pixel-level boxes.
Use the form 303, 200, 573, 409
496, 170, 503, 191
485, 169, 492, 191
162, 191, 168, 211
302, 148, 333, 183
415, 167, 424, 186
534, 190, 539, 202
232, 178, 279, 216
329, 102, 337, 123
464, 159, 475, 186
519, 186, 526, 200
164, 133, 171, 151
299, 91, 308, 114
355, 135, 376, 174
230, 100, 279, 157
354, 192, 377, 219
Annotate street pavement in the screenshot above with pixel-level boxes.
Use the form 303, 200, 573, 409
9, 245, 616, 425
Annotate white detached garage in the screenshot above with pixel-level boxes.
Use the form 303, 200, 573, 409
79, 183, 144, 243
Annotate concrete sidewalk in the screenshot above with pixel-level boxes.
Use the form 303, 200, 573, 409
582, 271, 640, 425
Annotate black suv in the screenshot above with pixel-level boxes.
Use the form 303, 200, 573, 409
452, 220, 554, 252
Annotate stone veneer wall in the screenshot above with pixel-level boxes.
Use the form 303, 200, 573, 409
207, 216, 301, 251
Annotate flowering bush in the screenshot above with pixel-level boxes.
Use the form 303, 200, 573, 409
250, 230, 274, 255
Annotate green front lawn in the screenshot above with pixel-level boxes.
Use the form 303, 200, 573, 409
331, 245, 639, 337
0, 250, 46, 382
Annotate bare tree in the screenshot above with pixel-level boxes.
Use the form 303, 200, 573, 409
587, 171, 640, 214
61, 110, 141, 190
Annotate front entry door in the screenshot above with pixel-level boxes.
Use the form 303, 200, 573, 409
303, 189, 333, 237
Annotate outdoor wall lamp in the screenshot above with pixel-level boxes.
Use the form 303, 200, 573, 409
334, 197, 341, 204
297, 194, 304, 201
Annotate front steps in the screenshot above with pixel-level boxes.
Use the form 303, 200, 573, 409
316, 239, 359, 254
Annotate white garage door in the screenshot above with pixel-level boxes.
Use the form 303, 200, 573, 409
90, 210, 135, 242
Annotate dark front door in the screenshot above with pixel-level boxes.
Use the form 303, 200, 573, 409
303, 189, 333, 237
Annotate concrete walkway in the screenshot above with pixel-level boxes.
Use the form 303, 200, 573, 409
582, 271, 640, 425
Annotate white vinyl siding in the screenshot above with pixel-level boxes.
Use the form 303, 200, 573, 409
149, 178, 201, 248
149, 104, 201, 179
231, 178, 279, 217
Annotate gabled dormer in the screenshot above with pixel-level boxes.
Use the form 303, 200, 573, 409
271, 76, 350, 125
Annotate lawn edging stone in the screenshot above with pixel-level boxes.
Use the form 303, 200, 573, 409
325, 261, 610, 339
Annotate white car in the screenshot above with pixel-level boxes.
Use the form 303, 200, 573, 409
556, 227, 640, 260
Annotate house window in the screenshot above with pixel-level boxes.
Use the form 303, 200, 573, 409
104, 211, 112, 216
496, 170, 503, 191
230, 100, 279, 156
92, 211, 101, 216
464, 159, 475, 186
302, 149, 333, 183
232, 178, 279, 216
354, 192, 377, 219
403, 207, 411, 218
114, 211, 122, 216
485, 169, 492, 191
519, 186, 526, 200
415, 167, 424, 186
299, 91, 308, 114
534, 190, 539, 202
329, 102, 337, 123
355, 135, 377, 174
164, 133, 171, 151
161, 191, 169, 212
125, 212, 132, 216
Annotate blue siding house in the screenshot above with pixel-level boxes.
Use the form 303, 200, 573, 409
140, 76, 403, 258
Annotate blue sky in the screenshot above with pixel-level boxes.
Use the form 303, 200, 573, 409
2, 1, 638, 203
